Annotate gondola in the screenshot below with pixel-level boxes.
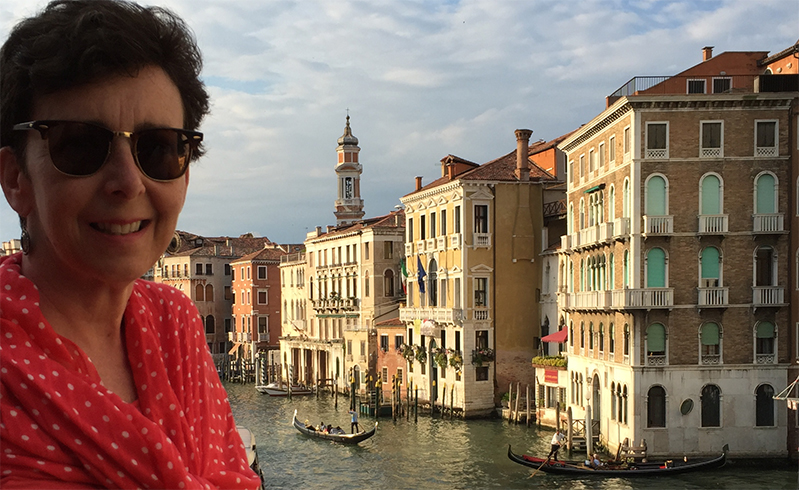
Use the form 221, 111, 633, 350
508, 444, 728, 477
236, 426, 266, 489
292, 409, 377, 444
256, 382, 312, 396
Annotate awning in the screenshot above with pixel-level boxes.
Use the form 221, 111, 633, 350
583, 183, 606, 194
541, 328, 568, 343
228, 342, 242, 354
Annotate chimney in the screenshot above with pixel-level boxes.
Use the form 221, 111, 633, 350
702, 46, 714, 61
415, 176, 423, 191
515, 129, 533, 182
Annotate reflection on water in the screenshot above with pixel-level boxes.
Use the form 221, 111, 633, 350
224, 383, 798, 490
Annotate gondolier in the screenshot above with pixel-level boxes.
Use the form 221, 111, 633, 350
349, 409, 360, 433
547, 430, 566, 461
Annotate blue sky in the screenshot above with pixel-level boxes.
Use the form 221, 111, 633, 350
1, 0, 797, 244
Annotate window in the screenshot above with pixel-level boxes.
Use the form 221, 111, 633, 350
608, 135, 616, 163
646, 323, 666, 358
430, 212, 436, 238
205, 284, 214, 302
609, 323, 615, 354
646, 122, 668, 159
397, 368, 403, 385
645, 174, 667, 216
384, 270, 395, 297
647, 386, 666, 427
195, 283, 204, 301
224, 286, 232, 301
623, 126, 631, 156
384, 241, 393, 259
588, 323, 594, 350
475, 330, 488, 350
474, 277, 488, 307
623, 251, 629, 288
589, 149, 595, 172
700, 247, 721, 288
755, 384, 775, 426
420, 215, 426, 240
394, 334, 403, 350
599, 323, 605, 352
205, 315, 215, 334
580, 323, 585, 349
455, 331, 461, 352
205, 263, 213, 275
687, 79, 706, 94
701, 322, 721, 358
579, 154, 585, 178
598, 142, 606, 167
240, 291, 245, 305
258, 316, 267, 334
569, 160, 575, 182
755, 172, 777, 214
258, 290, 267, 304
441, 209, 447, 236
646, 248, 667, 288
364, 271, 370, 297
454, 206, 461, 233
712, 77, 731, 94
196, 263, 203, 275
408, 217, 414, 242
700, 122, 723, 158
755, 120, 778, 157
380, 334, 389, 352
623, 178, 631, 218
360, 340, 366, 356
700, 173, 722, 218
701, 384, 721, 427
755, 246, 776, 287
474, 205, 488, 233
225, 264, 231, 276
756, 321, 776, 359
476, 366, 489, 381
364, 243, 370, 260
258, 266, 267, 280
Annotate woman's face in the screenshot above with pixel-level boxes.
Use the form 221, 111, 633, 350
13, 66, 189, 285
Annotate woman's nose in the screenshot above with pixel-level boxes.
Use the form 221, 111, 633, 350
101, 136, 147, 198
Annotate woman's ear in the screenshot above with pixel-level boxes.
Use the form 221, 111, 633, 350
0, 146, 33, 217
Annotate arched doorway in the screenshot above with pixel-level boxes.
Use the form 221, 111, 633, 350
592, 374, 601, 422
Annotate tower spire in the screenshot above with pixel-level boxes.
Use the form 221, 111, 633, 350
334, 114, 364, 226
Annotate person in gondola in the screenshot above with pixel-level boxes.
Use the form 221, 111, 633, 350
348, 409, 360, 433
547, 430, 566, 461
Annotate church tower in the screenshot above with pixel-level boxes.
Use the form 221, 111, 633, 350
334, 115, 365, 225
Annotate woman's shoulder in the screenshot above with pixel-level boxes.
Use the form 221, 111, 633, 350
131, 280, 195, 310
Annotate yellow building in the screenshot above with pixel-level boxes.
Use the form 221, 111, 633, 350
400, 129, 563, 417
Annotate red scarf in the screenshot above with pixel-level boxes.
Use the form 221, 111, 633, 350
0, 253, 261, 489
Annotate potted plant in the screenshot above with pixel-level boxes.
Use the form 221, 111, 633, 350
471, 347, 495, 366
399, 343, 415, 362
433, 348, 448, 369
414, 345, 427, 364
448, 350, 463, 372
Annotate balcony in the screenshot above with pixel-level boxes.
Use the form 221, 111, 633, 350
568, 290, 612, 310
416, 240, 426, 253
257, 333, 269, 342
598, 221, 614, 242
753, 213, 784, 233
755, 353, 775, 364
643, 215, 673, 235
700, 147, 722, 158
474, 232, 491, 248
701, 354, 721, 365
399, 307, 464, 326
473, 308, 490, 321
613, 217, 630, 238
561, 234, 572, 251
698, 215, 728, 234
755, 146, 778, 158
436, 236, 447, 250
697, 287, 729, 307
405, 243, 413, 256
752, 286, 784, 306
450, 233, 462, 249
646, 354, 666, 366
227, 332, 236, 342
579, 226, 600, 247
612, 288, 674, 309
426, 238, 436, 251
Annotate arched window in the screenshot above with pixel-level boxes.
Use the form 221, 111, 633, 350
599, 323, 605, 352
646, 248, 667, 288
755, 321, 776, 361
701, 384, 721, 427
699, 173, 722, 215
569, 262, 574, 293
569, 322, 574, 348
623, 250, 630, 287
700, 322, 721, 360
755, 384, 775, 427
622, 385, 628, 424
589, 323, 595, 350
647, 386, 667, 428
609, 323, 615, 354
384, 269, 395, 297
700, 247, 721, 287
580, 259, 585, 291
205, 315, 215, 334
610, 382, 617, 420
195, 283, 204, 301
754, 172, 777, 214
205, 284, 214, 302
580, 322, 585, 349
609, 253, 615, 289
623, 324, 630, 357
579, 198, 586, 230
609, 185, 616, 220
645, 174, 667, 216
623, 178, 631, 218
568, 203, 574, 235
646, 323, 666, 358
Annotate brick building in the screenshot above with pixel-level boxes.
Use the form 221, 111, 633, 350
557, 43, 799, 458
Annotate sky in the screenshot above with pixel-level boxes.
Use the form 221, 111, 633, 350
0, 0, 797, 245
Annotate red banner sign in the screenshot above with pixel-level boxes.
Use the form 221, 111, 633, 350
544, 369, 559, 384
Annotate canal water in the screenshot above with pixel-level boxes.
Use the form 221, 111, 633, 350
225, 382, 798, 489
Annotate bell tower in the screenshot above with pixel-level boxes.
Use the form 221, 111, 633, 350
334, 115, 365, 225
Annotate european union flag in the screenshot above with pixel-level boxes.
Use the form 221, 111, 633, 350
417, 256, 426, 294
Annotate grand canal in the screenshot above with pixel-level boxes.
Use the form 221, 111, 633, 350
225, 382, 797, 489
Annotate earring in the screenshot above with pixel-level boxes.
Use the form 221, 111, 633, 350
20, 217, 30, 255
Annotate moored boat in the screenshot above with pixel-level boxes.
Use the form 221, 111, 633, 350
508, 444, 728, 477
256, 382, 313, 396
292, 409, 377, 444
237, 426, 265, 489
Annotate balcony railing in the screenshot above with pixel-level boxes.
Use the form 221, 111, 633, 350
697, 287, 728, 307
755, 146, 778, 158
753, 213, 784, 233
426, 238, 436, 251
569, 290, 612, 310
612, 288, 673, 309
450, 233, 462, 249
643, 215, 673, 235
579, 226, 599, 246
753, 286, 784, 306
700, 147, 722, 158
257, 333, 269, 342
436, 236, 447, 250
399, 307, 464, 326
645, 148, 668, 159
613, 217, 630, 238
598, 222, 614, 242
416, 240, 426, 253
561, 234, 572, 251
474, 233, 491, 248
698, 215, 728, 234
755, 353, 775, 364
646, 354, 666, 366
473, 308, 490, 321
405, 243, 413, 256
701, 354, 721, 365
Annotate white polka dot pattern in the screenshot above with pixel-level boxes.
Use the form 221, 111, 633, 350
0, 253, 260, 489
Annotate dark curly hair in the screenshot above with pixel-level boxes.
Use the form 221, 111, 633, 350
0, 0, 210, 160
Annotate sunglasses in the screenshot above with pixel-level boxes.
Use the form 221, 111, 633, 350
13, 120, 203, 181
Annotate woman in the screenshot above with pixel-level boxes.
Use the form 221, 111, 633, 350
0, 1, 261, 488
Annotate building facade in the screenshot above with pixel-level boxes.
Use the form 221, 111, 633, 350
558, 45, 799, 457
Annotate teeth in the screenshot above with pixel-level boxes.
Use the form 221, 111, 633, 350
96, 221, 142, 235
